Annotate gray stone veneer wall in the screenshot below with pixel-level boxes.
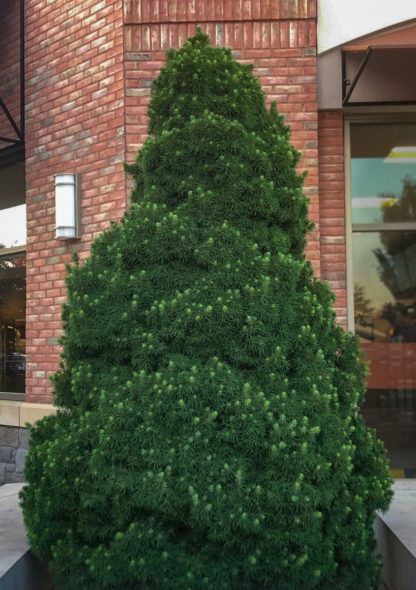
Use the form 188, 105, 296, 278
0, 426, 28, 484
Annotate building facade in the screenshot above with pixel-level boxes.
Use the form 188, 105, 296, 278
0, 0, 415, 480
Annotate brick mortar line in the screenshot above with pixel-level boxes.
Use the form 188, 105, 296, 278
124, 18, 317, 26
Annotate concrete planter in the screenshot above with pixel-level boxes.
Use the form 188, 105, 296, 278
375, 480, 416, 590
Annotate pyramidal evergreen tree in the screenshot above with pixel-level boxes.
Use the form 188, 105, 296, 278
21, 31, 392, 590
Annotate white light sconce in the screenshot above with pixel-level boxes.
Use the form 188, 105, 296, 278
55, 173, 81, 240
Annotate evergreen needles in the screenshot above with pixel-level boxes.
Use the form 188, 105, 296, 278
21, 30, 392, 590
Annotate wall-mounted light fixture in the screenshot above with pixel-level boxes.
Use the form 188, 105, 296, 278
55, 173, 81, 240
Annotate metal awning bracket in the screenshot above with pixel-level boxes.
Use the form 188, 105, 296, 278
342, 46, 373, 106
0, 97, 23, 141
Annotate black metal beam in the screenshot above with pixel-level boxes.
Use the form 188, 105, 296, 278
341, 50, 347, 103
0, 98, 22, 140
0, 136, 20, 144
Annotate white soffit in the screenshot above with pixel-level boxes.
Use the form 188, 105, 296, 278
318, 0, 416, 54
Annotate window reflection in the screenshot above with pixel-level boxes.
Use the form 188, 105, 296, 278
351, 123, 416, 224
353, 231, 416, 342
351, 122, 416, 475
0, 204, 26, 249
351, 123, 416, 225
352, 167, 416, 225
0, 252, 26, 393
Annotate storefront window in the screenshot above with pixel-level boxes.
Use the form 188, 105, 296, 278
0, 252, 26, 394
0, 161, 26, 398
351, 122, 416, 476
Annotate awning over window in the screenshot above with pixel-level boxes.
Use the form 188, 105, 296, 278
318, 21, 416, 110
0, 0, 24, 168
343, 46, 416, 107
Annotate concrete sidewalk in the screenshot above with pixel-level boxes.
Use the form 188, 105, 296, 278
0, 483, 53, 590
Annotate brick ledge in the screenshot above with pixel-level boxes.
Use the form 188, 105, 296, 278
0, 401, 55, 428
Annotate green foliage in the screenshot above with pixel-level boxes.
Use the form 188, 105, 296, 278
21, 30, 392, 590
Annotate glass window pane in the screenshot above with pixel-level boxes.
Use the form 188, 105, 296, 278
0, 204, 26, 248
353, 230, 416, 474
353, 231, 416, 342
361, 388, 416, 476
0, 161, 26, 249
0, 252, 26, 393
351, 123, 416, 225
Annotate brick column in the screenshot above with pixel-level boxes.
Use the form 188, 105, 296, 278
124, 0, 320, 272
318, 110, 347, 325
25, 0, 126, 402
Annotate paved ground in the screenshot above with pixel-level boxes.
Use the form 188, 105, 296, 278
0, 483, 26, 578
0, 483, 53, 589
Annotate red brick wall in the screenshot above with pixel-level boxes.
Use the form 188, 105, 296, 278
25, 0, 126, 403
124, 0, 320, 273
318, 110, 347, 325
124, 0, 317, 23
0, 0, 21, 148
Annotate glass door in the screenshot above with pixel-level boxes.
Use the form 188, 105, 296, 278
350, 122, 416, 476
